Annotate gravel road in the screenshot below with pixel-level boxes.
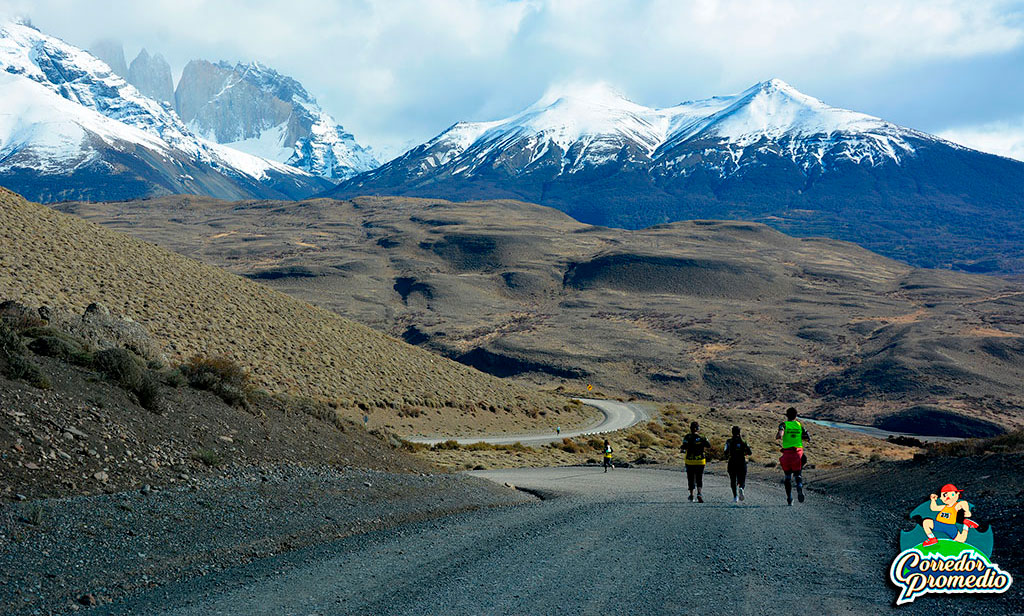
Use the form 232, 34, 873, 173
97, 465, 995, 616
406, 398, 649, 446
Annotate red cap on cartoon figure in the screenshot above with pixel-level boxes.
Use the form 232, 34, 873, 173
940, 483, 963, 493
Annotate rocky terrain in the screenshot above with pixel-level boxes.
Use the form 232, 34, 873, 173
60, 194, 1024, 436
127, 49, 174, 104
0, 467, 529, 615
0, 297, 434, 499
174, 59, 378, 180
1, 188, 591, 435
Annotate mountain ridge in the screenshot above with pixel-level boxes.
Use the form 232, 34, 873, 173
327, 79, 1024, 273
0, 21, 331, 202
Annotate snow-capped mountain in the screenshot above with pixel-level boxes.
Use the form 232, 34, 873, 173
329, 79, 1024, 271
175, 60, 378, 180
340, 79, 928, 188
127, 49, 174, 104
0, 21, 331, 203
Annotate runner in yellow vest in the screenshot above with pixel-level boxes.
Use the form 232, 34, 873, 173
681, 421, 710, 503
603, 439, 613, 473
775, 407, 810, 506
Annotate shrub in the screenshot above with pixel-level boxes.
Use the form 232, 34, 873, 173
397, 438, 427, 453
397, 405, 424, 418
554, 437, 585, 453
20, 504, 45, 527
432, 440, 461, 451
93, 348, 161, 411
494, 442, 532, 453
25, 330, 93, 366
925, 430, 1024, 457
192, 448, 222, 467
0, 321, 50, 388
627, 430, 657, 449
158, 368, 187, 388
179, 355, 250, 408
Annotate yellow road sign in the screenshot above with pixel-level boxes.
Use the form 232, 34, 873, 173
587, 384, 593, 391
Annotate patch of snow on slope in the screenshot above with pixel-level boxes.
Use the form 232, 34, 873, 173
0, 72, 168, 172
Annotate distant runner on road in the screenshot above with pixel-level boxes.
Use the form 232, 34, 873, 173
724, 426, 752, 503
681, 422, 710, 503
776, 407, 810, 506
603, 439, 613, 473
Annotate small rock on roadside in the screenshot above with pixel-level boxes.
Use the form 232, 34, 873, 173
78, 593, 97, 606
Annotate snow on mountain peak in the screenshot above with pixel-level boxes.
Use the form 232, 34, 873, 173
390, 79, 937, 183
0, 21, 315, 184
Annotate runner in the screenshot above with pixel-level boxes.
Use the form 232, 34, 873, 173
776, 407, 809, 506
603, 439, 613, 473
724, 425, 752, 503
681, 421, 710, 503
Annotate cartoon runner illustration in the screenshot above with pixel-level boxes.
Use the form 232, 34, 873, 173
921, 484, 979, 546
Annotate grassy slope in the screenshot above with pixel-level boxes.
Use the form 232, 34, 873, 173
0, 188, 586, 432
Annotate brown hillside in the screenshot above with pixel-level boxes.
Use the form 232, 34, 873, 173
0, 188, 586, 434
57, 194, 1024, 436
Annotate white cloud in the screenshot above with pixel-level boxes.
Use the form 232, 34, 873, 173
2, 0, 1022, 156
939, 117, 1024, 161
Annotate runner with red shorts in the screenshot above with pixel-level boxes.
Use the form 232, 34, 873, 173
776, 407, 810, 506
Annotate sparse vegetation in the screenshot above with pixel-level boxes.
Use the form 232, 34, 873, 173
925, 430, 1024, 457
0, 320, 50, 389
93, 348, 162, 412
21, 504, 45, 527
179, 355, 250, 409
23, 327, 94, 366
192, 448, 223, 467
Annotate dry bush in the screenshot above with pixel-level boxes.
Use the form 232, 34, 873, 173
0, 321, 50, 389
180, 355, 250, 408
93, 348, 161, 411
926, 430, 1024, 457
555, 437, 584, 453
397, 405, 425, 418
432, 440, 461, 451
495, 442, 532, 453
627, 430, 658, 449
26, 330, 93, 366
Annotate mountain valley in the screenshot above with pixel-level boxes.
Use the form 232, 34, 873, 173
59, 194, 1024, 437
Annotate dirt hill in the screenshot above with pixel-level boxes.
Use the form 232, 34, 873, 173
0, 188, 587, 435
56, 194, 1024, 436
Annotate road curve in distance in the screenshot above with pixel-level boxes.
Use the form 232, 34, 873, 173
404, 398, 649, 446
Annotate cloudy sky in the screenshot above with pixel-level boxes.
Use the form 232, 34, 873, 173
3, 0, 1023, 160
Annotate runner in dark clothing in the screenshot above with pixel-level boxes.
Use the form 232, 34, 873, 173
680, 421, 710, 503
724, 425, 752, 503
